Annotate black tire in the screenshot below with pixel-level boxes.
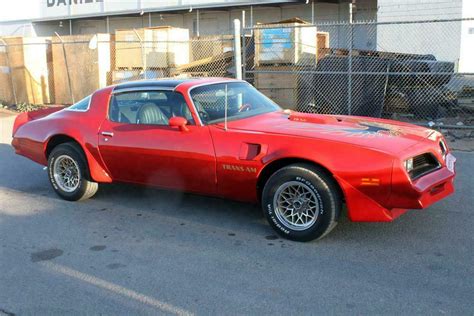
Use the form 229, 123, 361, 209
48, 142, 98, 201
261, 163, 342, 242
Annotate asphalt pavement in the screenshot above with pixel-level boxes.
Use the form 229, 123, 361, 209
0, 112, 473, 315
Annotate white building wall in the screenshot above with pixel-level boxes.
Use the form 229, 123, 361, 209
459, 0, 474, 72
376, 0, 463, 65
377, 0, 463, 21
1, 1, 379, 52
0, 0, 39, 22
0, 22, 36, 37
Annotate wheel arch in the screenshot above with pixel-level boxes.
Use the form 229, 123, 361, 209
45, 134, 93, 179
256, 157, 344, 203
45, 134, 81, 159
45, 134, 112, 183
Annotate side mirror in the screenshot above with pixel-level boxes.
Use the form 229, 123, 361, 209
169, 116, 189, 132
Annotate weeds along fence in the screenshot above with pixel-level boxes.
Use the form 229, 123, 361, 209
0, 18, 473, 133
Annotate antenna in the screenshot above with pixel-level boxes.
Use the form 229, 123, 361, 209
224, 84, 228, 131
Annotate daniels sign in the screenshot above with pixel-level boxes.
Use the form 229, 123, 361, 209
27, 0, 285, 21
47, 0, 103, 7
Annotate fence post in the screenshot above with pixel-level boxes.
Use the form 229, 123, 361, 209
0, 39, 18, 105
233, 19, 242, 80
133, 29, 146, 79
241, 27, 247, 81
55, 32, 75, 104
347, 3, 353, 115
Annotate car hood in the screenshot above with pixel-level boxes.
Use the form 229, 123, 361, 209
223, 111, 437, 155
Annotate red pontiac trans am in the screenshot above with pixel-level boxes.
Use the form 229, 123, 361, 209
12, 78, 456, 241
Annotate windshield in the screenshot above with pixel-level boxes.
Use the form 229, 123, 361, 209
190, 82, 281, 124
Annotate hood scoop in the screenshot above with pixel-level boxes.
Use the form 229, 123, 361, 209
287, 111, 339, 124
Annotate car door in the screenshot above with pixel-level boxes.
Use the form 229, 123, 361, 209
97, 89, 217, 195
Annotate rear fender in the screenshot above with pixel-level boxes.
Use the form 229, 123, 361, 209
12, 107, 64, 136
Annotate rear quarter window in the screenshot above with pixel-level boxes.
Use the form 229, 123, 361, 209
68, 96, 91, 111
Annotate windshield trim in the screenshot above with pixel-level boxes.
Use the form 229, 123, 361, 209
187, 80, 279, 126
188, 80, 245, 126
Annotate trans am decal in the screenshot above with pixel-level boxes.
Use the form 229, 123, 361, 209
222, 164, 257, 173
282, 121, 404, 138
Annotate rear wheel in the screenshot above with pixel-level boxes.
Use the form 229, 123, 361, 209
262, 163, 342, 242
48, 143, 98, 201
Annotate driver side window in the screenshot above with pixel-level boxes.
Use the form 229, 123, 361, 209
109, 91, 194, 125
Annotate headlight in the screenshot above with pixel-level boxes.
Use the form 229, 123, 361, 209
404, 158, 414, 172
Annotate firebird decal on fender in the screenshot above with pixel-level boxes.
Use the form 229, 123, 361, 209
278, 121, 404, 137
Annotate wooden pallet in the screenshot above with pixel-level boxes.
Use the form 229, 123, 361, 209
259, 87, 298, 110
170, 51, 233, 77
254, 66, 299, 90
0, 36, 53, 105
52, 34, 114, 104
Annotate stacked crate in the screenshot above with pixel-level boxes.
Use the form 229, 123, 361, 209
254, 69, 300, 109
113, 26, 190, 81
52, 33, 114, 104
189, 34, 233, 62
253, 19, 317, 109
316, 32, 330, 60
0, 36, 52, 105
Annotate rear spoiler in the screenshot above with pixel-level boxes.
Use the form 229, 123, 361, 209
12, 107, 64, 136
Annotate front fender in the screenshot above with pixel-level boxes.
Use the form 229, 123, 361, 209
259, 139, 395, 221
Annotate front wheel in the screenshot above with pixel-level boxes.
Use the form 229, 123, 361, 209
262, 163, 342, 242
48, 143, 98, 201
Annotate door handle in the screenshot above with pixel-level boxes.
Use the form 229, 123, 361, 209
101, 131, 114, 137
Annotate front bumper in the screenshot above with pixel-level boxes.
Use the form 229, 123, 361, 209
411, 164, 455, 209
338, 153, 456, 222
389, 153, 456, 210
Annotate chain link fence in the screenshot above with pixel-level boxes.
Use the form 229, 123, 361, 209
244, 18, 474, 132
0, 18, 473, 136
0, 32, 235, 106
